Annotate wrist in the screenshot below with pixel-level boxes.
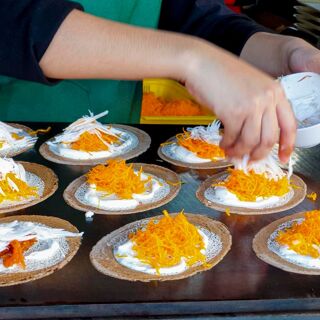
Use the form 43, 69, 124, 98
281, 36, 310, 74
170, 36, 207, 83
241, 32, 301, 77
177, 37, 227, 85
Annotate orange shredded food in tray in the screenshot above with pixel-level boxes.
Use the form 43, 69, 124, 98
176, 130, 225, 161
277, 210, 320, 258
86, 159, 151, 199
141, 92, 205, 116
70, 130, 119, 152
0, 238, 37, 269
129, 210, 206, 273
0, 173, 38, 204
307, 192, 317, 201
214, 169, 290, 202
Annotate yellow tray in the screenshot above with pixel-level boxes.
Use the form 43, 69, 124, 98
140, 79, 216, 125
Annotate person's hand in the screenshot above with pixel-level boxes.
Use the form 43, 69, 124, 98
286, 37, 320, 74
182, 42, 296, 163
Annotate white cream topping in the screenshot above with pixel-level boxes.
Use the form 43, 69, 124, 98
205, 186, 293, 209
0, 221, 82, 273
47, 110, 138, 159
114, 229, 209, 275
268, 219, 320, 269
164, 144, 212, 163
85, 211, 94, 219
81, 172, 168, 210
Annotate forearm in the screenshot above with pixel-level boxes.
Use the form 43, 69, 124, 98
240, 32, 299, 77
40, 9, 201, 81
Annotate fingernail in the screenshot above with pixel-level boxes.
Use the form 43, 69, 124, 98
279, 147, 292, 163
280, 144, 286, 152
280, 155, 289, 164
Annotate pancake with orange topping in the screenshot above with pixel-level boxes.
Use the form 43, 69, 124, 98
0, 158, 41, 207
40, 110, 150, 165
0, 215, 82, 286
158, 121, 232, 169
0, 122, 43, 157
253, 210, 320, 274
0, 159, 58, 214
90, 210, 231, 281
63, 159, 180, 215
197, 155, 306, 215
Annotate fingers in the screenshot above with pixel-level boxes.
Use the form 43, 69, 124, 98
276, 95, 297, 163
250, 107, 279, 161
221, 84, 295, 163
220, 116, 244, 152
225, 111, 262, 159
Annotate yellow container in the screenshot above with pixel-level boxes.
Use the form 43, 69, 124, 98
140, 79, 216, 125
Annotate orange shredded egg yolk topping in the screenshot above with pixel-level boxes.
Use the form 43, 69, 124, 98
277, 210, 320, 258
214, 169, 290, 202
176, 130, 225, 161
0, 173, 38, 203
86, 159, 151, 199
0, 238, 37, 269
128, 210, 207, 273
28, 126, 51, 136
307, 192, 317, 201
70, 130, 120, 152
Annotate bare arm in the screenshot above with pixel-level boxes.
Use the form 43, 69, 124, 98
240, 32, 320, 77
40, 10, 191, 80
40, 10, 296, 163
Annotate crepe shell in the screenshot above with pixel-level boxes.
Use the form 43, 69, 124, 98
0, 215, 81, 286
196, 171, 306, 215
90, 213, 232, 281
64, 164, 181, 215
40, 125, 151, 166
253, 211, 320, 275
0, 162, 58, 214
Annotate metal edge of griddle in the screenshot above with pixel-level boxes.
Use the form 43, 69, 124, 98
1, 298, 320, 319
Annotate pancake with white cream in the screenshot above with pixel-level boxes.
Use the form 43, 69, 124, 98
47, 110, 138, 160
205, 155, 294, 210
75, 159, 170, 211
0, 122, 37, 156
0, 220, 82, 273
161, 120, 225, 163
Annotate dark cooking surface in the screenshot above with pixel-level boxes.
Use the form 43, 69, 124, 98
1, 123, 320, 319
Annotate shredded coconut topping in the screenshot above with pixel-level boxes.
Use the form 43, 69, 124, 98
0, 158, 26, 181
186, 120, 222, 144
49, 110, 125, 149
0, 221, 82, 273
231, 154, 288, 181
0, 122, 37, 154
